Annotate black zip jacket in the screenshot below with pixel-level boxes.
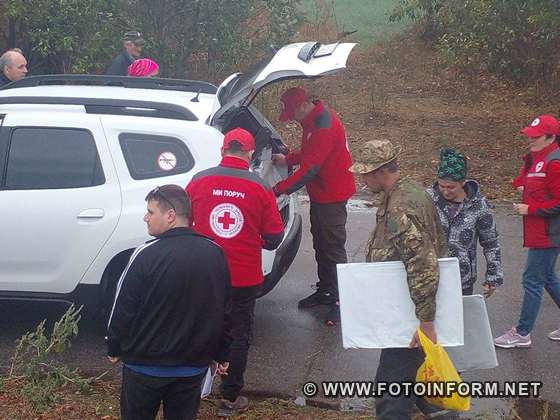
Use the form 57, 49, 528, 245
106, 227, 232, 366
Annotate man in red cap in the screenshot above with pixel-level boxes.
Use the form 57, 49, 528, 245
272, 87, 356, 325
494, 115, 560, 348
186, 128, 284, 416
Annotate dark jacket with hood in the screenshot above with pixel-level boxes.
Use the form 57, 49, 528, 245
427, 180, 503, 291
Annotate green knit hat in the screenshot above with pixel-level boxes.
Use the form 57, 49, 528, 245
437, 148, 467, 181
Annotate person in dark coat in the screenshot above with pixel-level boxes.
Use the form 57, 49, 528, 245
106, 31, 145, 76
107, 184, 231, 420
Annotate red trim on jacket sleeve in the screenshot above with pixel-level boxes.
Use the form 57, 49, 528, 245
274, 129, 334, 195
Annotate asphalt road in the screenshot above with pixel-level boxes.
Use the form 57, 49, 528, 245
2, 196, 560, 419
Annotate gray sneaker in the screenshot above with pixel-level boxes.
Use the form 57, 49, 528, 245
494, 327, 531, 348
548, 328, 560, 341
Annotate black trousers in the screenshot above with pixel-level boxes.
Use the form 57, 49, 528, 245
121, 365, 205, 420
309, 201, 348, 298
375, 347, 424, 420
219, 284, 261, 401
375, 348, 457, 419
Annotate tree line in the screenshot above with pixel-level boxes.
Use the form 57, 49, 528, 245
391, 0, 560, 86
0, 0, 301, 80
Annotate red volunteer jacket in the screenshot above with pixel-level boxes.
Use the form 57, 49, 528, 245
273, 100, 356, 203
186, 156, 284, 287
513, 142, 560, 248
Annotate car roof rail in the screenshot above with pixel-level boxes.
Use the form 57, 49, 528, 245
0, 96, 198, 121
1, 74, 218, 94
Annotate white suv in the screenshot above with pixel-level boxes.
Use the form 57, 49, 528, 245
0, 41, 355, 314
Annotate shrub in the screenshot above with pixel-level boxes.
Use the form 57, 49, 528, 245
1, 0, 302, 78
390, 0, 560, 85
8, 305, 109, 411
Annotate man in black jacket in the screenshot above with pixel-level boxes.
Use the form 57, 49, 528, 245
105, 31, 145, 76
107, 184, 231, 420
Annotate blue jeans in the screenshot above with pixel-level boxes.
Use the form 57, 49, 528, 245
517, 248, 560, 336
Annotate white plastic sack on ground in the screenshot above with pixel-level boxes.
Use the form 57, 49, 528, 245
446, 294, 498, 372
337, 257, 463, 349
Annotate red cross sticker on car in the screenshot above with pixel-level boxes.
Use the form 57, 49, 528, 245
210, 203, 244, 238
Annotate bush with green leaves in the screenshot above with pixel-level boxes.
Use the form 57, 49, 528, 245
122, 0, 302, 79
3, 0, 121, 74
1, 0, 302, 78
389, 0, 445, 38
390, 0, 560, 84
8, 304, 108, 411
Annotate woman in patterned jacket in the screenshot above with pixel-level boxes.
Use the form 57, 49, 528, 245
427, 148, 504, 296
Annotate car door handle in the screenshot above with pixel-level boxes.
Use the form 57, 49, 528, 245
77, 209, 105, 219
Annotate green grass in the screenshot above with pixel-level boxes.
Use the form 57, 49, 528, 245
300, 0, 411, 45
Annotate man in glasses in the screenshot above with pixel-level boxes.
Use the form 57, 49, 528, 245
186, 128, 284, 417
106, 184, 231, 420
106, 30, 145, 76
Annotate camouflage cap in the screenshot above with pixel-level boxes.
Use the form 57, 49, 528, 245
349, 140, 402, 174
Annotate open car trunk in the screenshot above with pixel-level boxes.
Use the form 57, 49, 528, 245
209, 42, 356, 209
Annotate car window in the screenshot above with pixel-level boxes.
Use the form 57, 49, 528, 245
119, 133, 195, 180
4, 127, 105, 190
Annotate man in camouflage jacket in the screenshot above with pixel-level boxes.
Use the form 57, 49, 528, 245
427, 148, 503, 296
350, 139, 449, 420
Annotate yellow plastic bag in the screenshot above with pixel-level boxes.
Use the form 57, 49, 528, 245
415, 328, 471, 411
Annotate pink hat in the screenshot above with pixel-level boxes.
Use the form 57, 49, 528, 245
521, 115, 560, 138
128, 59, 159, 77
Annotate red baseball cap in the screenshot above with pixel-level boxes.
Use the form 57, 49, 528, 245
222, 128, 255, 151
279, 87, 308, 122
521, 115, 560, 138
